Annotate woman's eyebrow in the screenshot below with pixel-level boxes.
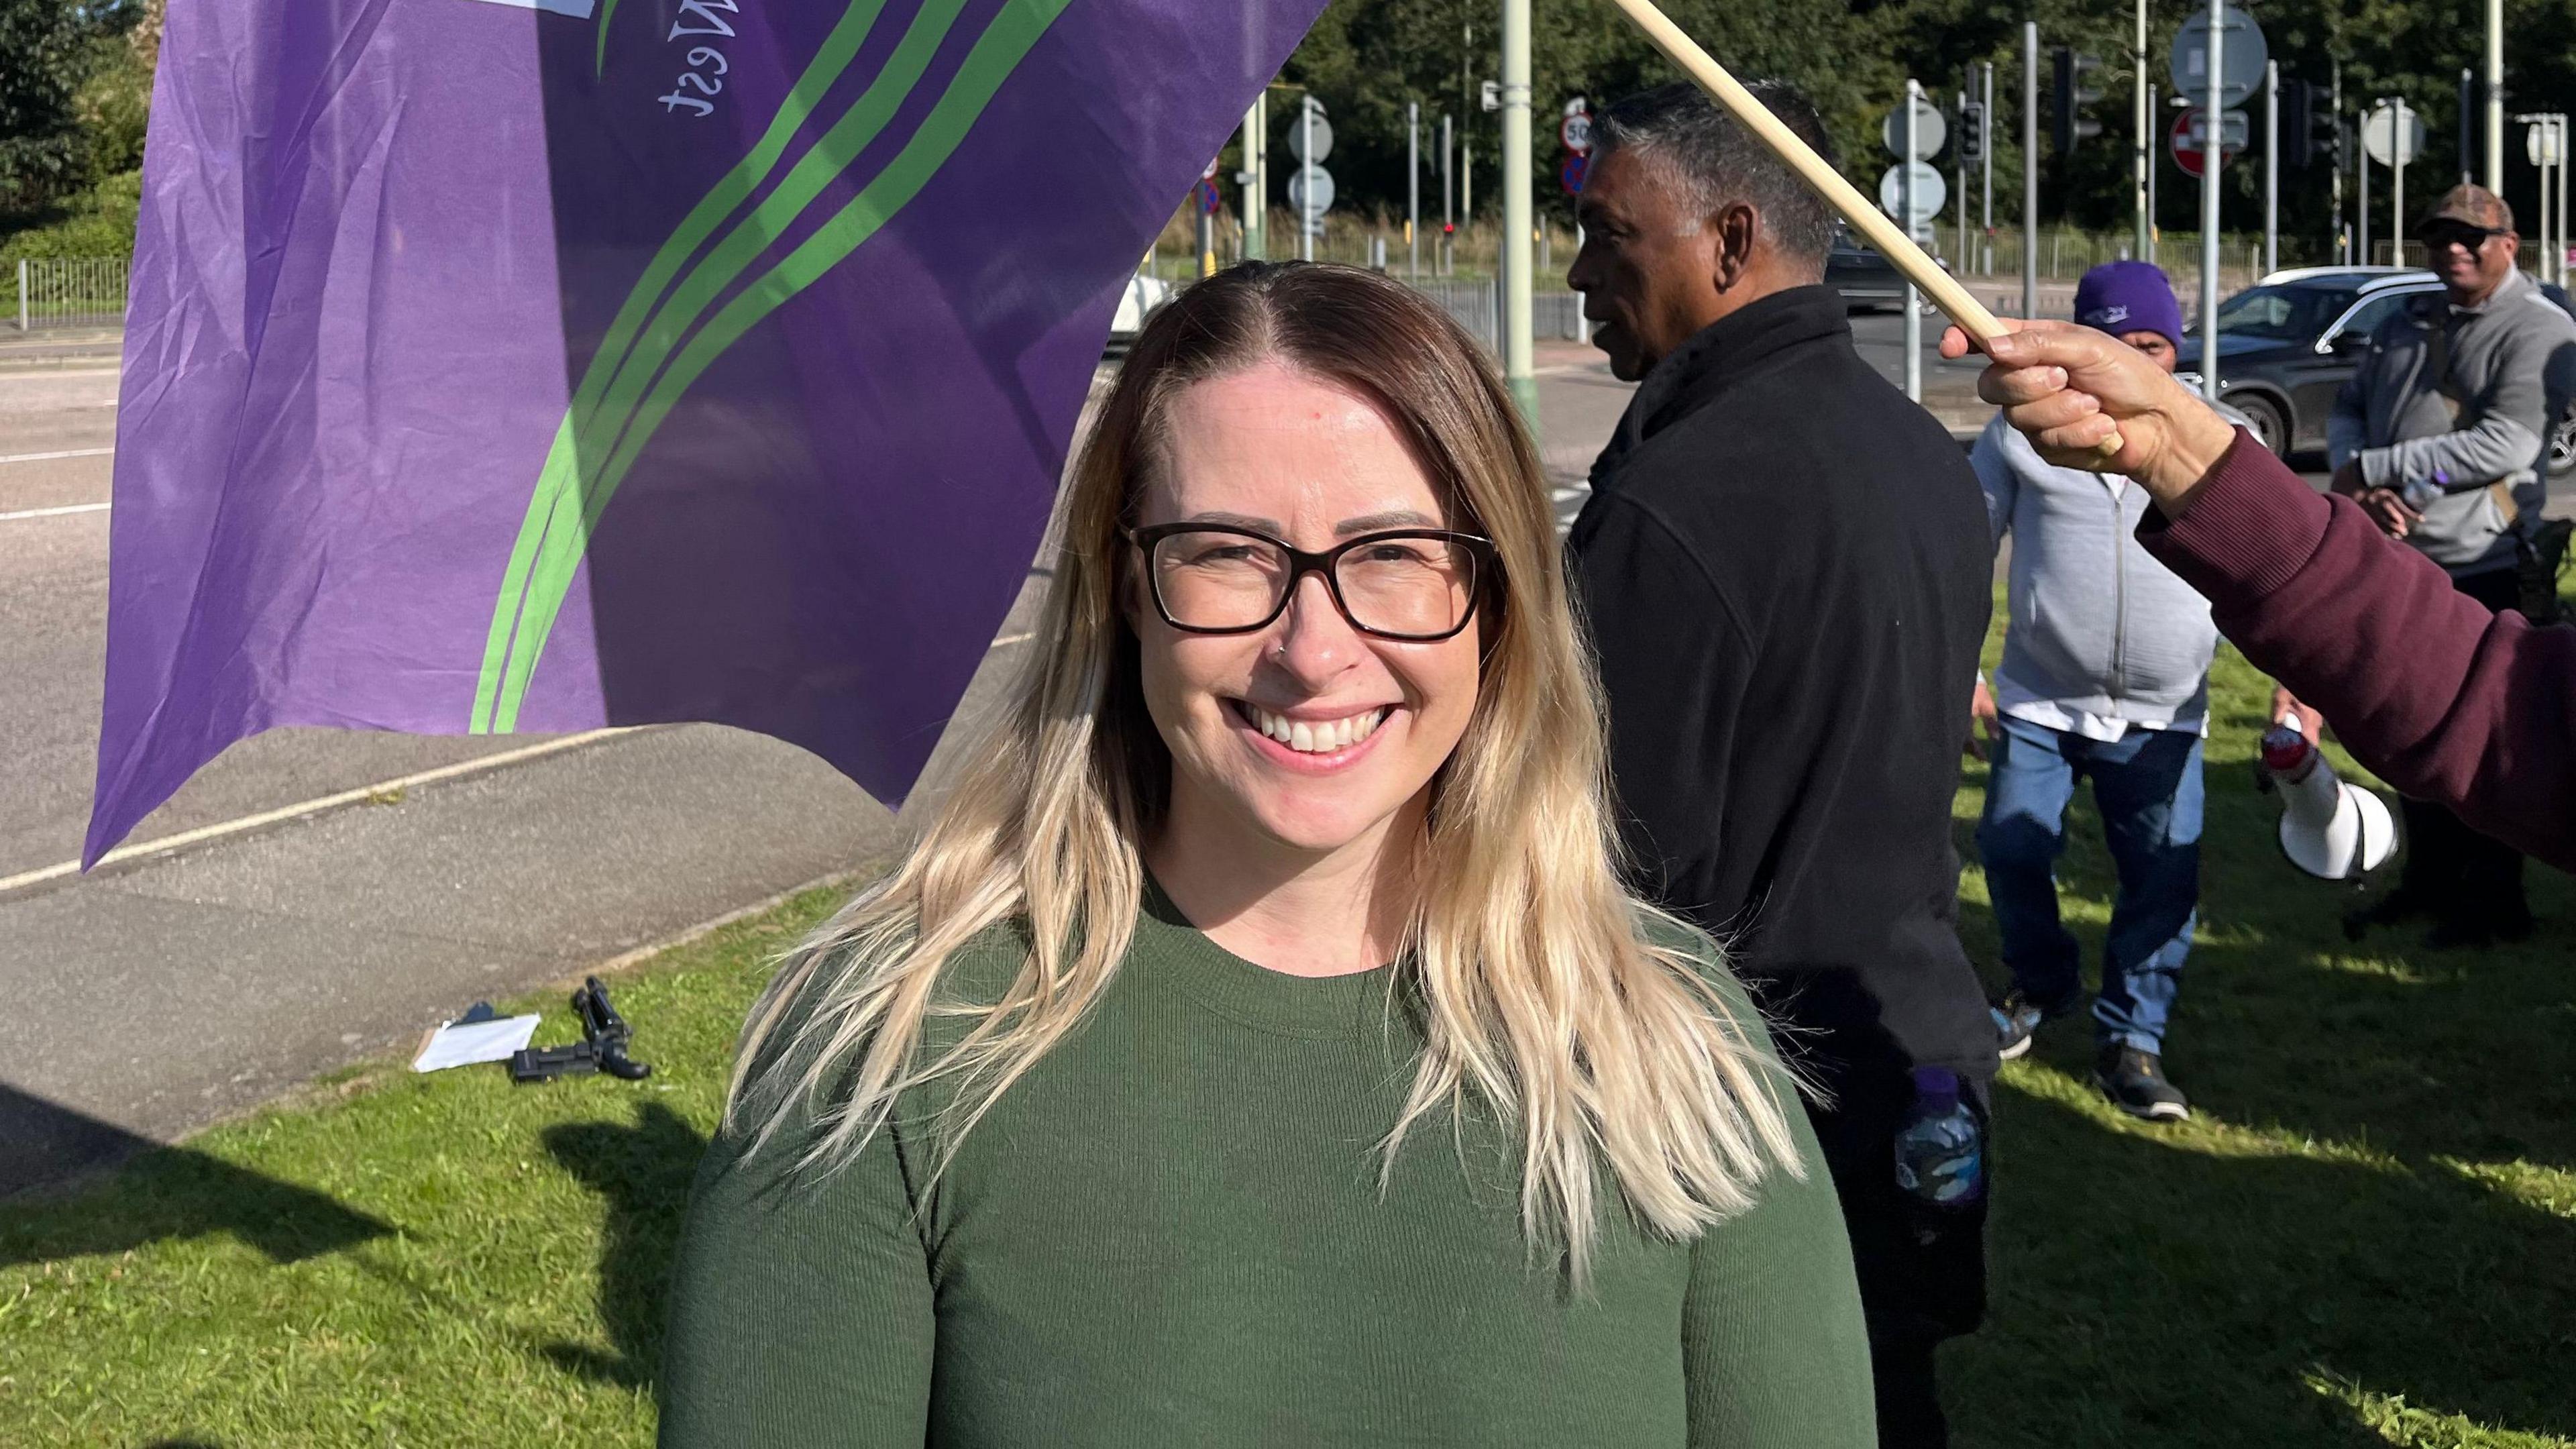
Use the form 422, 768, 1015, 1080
1335, 509, 1441, 537
1179, 510, 1284, 531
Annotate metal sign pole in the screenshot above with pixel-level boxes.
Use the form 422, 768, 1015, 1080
2199, 0, 2222, 401
1981, 61, 1994, 274
2393, 97, 2408, 266
1300, 99, 1315, 262
2135, 0, 2151, 255
2487, 0, 2504, 191
2023, 21, 2037, 317
1442, 113, 1454, 276
1503, 0, 1536, 425
1905, 78, 1922, 402
1409, 103, 1421, 281
2263, 61, 2278, 275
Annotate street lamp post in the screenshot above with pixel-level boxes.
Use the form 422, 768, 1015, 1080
1409, 103, 1421, 281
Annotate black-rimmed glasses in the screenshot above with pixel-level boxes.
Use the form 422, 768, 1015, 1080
1126, 523, 1497, 641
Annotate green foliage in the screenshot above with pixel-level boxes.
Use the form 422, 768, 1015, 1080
0, 169, 142, 270
0, 0, 148, 222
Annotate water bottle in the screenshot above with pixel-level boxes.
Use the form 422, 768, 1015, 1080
2399, 470, 2449, 513
1893, 1067, 1985, 1210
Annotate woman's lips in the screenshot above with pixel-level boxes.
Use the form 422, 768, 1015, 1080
1226, 698, 1395, 773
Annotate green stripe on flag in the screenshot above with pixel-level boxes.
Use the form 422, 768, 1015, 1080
482, 0, 1079, 733
594, 0, 620, 75
475, 0, 894, 733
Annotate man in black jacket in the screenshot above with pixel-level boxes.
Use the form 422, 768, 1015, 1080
1567, 82, 1996, 1446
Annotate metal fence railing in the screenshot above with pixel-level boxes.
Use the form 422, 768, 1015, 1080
1408, 279, 1586, 350
12, 257, 130, 331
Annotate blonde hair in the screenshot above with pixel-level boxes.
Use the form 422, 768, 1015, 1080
724, 262, 1805, 1283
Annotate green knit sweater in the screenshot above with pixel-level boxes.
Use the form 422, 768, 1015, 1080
657, 887, 1875, 1446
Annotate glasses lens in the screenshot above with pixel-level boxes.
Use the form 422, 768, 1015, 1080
1335, 535, 1477, 637
2424, 223, 2492, 252
1150, 531, 1292, 629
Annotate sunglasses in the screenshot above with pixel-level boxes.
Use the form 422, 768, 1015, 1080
2418, 221, 2506, 250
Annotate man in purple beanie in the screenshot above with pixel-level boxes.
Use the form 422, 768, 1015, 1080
1965, 261, 2247, 1120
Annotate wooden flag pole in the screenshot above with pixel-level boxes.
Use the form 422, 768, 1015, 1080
1602, 0, 1997, 336
1603, 0, 2124, 452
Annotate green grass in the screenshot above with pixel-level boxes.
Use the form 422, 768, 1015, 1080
1, 633, 2571, 1445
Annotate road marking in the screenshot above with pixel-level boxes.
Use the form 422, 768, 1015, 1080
0, 445, 113, 465
0, 501, 108, 522
0, 596, 1052, 899
0, 729, 636, 898
0, 367, 117, 381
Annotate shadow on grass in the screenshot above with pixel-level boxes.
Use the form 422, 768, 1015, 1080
1948, 734, 2576, 1446
538, 1101, 708, 1391
0, 1085, 392, 1269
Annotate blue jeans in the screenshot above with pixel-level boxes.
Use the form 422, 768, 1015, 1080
1976, 715, 2203, 1054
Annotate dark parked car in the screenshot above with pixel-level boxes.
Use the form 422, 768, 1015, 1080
1827, 227, 1914, 313
2178, 266, 2576, 474
2174, 267, 2441, 458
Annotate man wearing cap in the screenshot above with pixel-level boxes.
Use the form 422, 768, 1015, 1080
2326, 184, 2576, 949
1968, 261, 2248, 1122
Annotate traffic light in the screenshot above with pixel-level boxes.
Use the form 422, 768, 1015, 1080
2051, 48, 2105, 155
2282, 77, 2314, 168
1960, 99, 1986, 164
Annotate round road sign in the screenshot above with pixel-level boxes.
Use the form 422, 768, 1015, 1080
1287, 164, 1335, 217
2361, 105, 2426, 167
1561, 153, 1590, 195
1876, 162, 1945, 231
1287, 113, 1334, 164
2530, 122, 2564, 167
1562, 112, 1595, 154
2169, 7, 2269, 112
2169, 108, 2249, 176
1880, 96, 1947, 160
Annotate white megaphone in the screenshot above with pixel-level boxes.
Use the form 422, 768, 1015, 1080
2259, 715, 2398, 880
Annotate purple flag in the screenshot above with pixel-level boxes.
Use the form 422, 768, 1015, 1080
90, 0, 1324, 864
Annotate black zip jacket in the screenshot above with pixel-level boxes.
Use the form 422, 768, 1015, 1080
1568, 285, 1997, 1091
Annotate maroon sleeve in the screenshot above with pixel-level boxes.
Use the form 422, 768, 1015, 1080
2137, 429, 2576, 872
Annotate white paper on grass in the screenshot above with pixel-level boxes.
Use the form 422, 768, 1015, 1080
411, 1013, 542, 1072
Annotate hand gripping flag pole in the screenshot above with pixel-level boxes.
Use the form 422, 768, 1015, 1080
1602, 0, 2126, 456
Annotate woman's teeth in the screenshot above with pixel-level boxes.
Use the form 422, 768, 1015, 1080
1242, 703, 1388, 754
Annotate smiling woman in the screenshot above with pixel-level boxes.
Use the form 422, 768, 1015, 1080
655, 262, 1876, 1447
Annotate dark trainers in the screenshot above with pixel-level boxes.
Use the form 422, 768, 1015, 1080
2094, 1044, 2191, 1122
1991, 989, 2077, 1061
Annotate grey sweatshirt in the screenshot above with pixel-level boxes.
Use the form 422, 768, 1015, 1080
2327, 267, 2576, 574
1970, 414, 2221, 732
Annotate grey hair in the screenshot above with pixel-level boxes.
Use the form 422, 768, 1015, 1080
1595, 80, 1838, 272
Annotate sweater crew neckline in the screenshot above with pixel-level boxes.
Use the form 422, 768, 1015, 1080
1137, 875, 1401, 1039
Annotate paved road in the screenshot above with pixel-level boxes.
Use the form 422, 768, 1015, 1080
0, 311, 2339, 1197
0, 361, 1040, 1195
